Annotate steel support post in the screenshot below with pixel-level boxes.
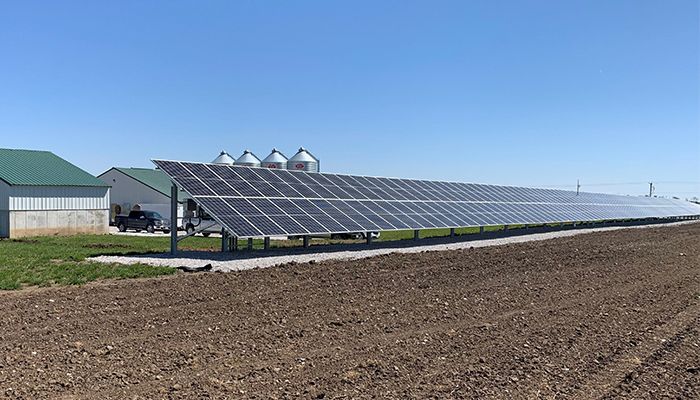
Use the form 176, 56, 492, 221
413, 230, 420, 240
263, 237, 270, 250
170, 184, 178, 255
247, 238, 254, 250
366, 233, 373, 245
450, 228, 455, 237
479, 226, 484, 234
303, 235, 310, 248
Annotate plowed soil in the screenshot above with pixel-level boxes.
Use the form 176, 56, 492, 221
0, 223, 698, 399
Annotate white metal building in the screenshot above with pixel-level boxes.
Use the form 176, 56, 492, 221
97, 167, 188, 224
0, 148, 110, 238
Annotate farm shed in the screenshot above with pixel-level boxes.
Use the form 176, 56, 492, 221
0, 148, 110, 238
97, 167, 188, 224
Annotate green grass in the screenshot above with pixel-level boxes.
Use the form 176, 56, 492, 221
0, 232, 355, 289
234, 225, 506, 249
0, 234, 219, 290
235, 224, 540, 249
375, 224, 546, 241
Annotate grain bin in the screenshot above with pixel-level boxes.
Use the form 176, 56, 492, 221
211, 150, 236, 165
261, 148, 288, 169
287, 147, 319, 172
234, 150, 261, 167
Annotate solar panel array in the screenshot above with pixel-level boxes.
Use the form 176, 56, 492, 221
153, 160, 700, 238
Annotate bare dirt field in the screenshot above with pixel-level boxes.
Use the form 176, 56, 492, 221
0, 223, 698, 399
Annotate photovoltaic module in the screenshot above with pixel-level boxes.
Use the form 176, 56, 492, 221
153, 160, 700, 238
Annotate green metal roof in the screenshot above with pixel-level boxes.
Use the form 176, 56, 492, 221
106, 167, 189, 201
0, 148, 109, 187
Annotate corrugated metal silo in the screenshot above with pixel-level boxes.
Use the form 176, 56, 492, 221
261, 148, 288, 169
211, 150, 236, 165
234, 150, 261, 167
287, 147, 319, 172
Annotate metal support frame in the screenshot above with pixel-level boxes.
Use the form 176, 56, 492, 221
303, 235, 310, 248
232, 236, 238, 252
221, 229, 227, 252
503, 224, 509, 231
479, 226, 484, 234
413, 230, 420, 240
247, 238, 254, 250
366, 232, 373, 245
170, 184, 178, 255
264, 237, 270, 250
450, 228, 455, 237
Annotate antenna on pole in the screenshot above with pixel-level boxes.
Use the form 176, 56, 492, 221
576, 179, 580, 196
649, 182, 654, 197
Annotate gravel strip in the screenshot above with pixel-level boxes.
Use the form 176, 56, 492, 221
90, 221, 699, 272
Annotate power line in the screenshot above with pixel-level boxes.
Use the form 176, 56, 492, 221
534, 181, 700, 188
653, 181, 700, 184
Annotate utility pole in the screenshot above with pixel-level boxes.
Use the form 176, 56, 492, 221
648, 182, 654, 197
576, 179, 580, 196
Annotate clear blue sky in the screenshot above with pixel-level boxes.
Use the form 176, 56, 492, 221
1, 0, 698, 199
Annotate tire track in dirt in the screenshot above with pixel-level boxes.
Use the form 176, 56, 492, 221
570, 302, 700, 398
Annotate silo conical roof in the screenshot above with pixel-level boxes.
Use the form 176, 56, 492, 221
211, 150, 236, 165
287, 147, 319, 172
288, 147, 318, 163
262, 148, 288, 166
234, 150, 262, 167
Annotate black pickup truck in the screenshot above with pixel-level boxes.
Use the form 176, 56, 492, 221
115, 210, 171, 234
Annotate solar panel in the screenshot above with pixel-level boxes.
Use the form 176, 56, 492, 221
153, 160, 700, 238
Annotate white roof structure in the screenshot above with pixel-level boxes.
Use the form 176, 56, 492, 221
212, 150, 236, 165
234, 150, 262, 167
